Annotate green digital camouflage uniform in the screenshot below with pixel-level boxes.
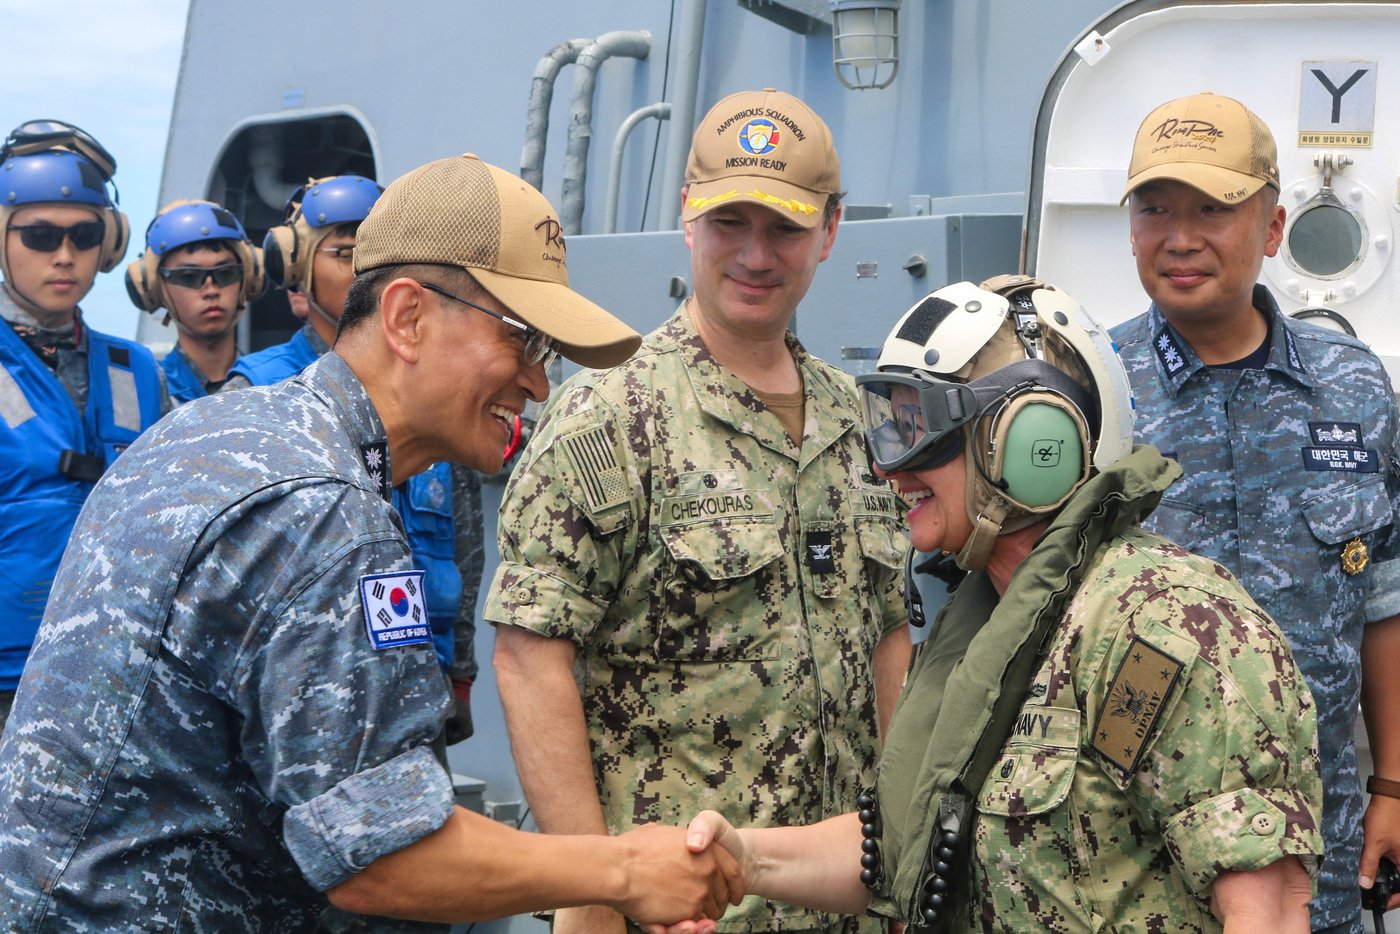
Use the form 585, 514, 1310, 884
488, 305, 905, 932
868, 448, 1323, 932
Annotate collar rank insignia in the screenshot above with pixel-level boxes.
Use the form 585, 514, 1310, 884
806, 529, 836, 574
360, 441, 391, 502
1341, 538, 1369, 576
1152, 324, 1189, 376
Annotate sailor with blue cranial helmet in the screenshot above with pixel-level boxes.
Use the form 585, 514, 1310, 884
225, 173, 483, 760
226, 173, 383, 387
126, 199, 266, 403
0, 119, 169, 733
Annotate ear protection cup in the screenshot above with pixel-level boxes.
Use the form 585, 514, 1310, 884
123, 249, 164, 312
232, 241, 266, 301
989, 393, 1090, 508
262, 224, 302, 291
98, 206, 130, 273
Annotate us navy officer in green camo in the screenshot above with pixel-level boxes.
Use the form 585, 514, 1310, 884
489, 88, 911, 934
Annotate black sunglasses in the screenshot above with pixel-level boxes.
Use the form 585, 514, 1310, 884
8, 221, 106, 253
158, 263, 243, 290
2, 119, 117, 181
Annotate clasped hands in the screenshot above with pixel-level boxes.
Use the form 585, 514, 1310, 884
611, 812, 747, 934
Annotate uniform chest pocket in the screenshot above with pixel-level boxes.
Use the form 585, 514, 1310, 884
977, 705, 1080, 817
655, 515, 785, 662
401, 465, 454, 553
1144, 499, 1206, 553
1301, 475, 1392, 546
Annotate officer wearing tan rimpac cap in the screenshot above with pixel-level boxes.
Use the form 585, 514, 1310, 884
1111, 92, 1400, 932
0, 154, 745, 929
491, 89, 911, 934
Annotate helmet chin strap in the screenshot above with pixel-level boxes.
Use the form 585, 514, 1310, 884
953, 426, 1041, 572
305, 293, 339, 331
2, 277, 75, 327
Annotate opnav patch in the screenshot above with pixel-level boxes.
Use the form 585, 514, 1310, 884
1092, 636, 1185, 777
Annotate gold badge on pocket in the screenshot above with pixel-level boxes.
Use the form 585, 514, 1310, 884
1341, 538, 1369, 576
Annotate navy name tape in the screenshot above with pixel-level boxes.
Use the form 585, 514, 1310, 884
359, 570, 432, 650
1301, 446, 1378, 473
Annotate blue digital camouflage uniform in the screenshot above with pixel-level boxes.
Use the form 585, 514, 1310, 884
224, 321, 484, 690
866, 447, 1324, 933
487, 304, 905, 933
0, 353, 454, 931
1112, 285, 1400, 931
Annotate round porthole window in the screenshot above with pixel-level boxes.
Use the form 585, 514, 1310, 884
1285, 199, 1364, 278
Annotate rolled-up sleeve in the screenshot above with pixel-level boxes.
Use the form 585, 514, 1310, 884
283, 745, 455, 891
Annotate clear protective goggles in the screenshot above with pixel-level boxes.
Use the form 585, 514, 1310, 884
855, 370, 986, 473
2, 119, 117, 181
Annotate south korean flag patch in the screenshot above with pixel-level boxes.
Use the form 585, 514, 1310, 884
359, 570, 432, 650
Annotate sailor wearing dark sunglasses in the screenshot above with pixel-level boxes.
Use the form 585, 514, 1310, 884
0, 120, 169, 734
126, 199, 266, 403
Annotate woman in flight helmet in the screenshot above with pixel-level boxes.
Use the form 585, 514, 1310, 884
665, 275, 1323, 934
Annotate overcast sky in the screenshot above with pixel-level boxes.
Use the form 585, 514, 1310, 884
0, 0, 190, 338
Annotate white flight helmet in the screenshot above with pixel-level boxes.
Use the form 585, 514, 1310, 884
857, 274, 1135, 571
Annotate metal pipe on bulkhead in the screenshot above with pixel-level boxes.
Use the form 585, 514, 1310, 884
658, 0, 707, 230
559, 30, 652, 235
605, 103, 672, 234
520, 38, 591, 193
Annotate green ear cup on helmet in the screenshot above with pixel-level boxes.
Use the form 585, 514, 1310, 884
998, 401, 1085, 508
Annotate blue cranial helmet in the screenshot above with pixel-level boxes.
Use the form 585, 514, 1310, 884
145, 200, 251, 255
126, 200, 266, 316
262, 174, 383, 294
0, 149, 130, 277
294, 174, 382, 228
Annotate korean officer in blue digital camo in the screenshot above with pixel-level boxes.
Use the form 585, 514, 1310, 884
0, 120, 168, 736
125, 198, 266, 402
1110, 92, 1400, 933
230, 173, 485, 754
0, 155, 743, 931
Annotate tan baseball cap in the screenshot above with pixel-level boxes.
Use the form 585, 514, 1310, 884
355, 154, 640, 368
681, 88, 841, 229
1122, 92, 1280, 206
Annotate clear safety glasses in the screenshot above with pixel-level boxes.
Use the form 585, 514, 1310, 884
419, 281, 560, 370
159, 263, 243, 290
8, 220, 106, 253
855, 371, 983, 473
2, 119, 117, 180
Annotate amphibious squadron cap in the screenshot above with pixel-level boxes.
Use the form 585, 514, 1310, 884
682, 88, 841, 229
355, 154, 641, 368
1122, 92, 1280, 205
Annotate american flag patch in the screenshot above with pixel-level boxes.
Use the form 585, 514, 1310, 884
562, 426, 628, 513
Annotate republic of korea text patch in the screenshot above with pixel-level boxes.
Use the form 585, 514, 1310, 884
359, 570, 431, 650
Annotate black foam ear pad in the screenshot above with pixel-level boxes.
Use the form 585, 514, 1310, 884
262, 225, 298, 290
